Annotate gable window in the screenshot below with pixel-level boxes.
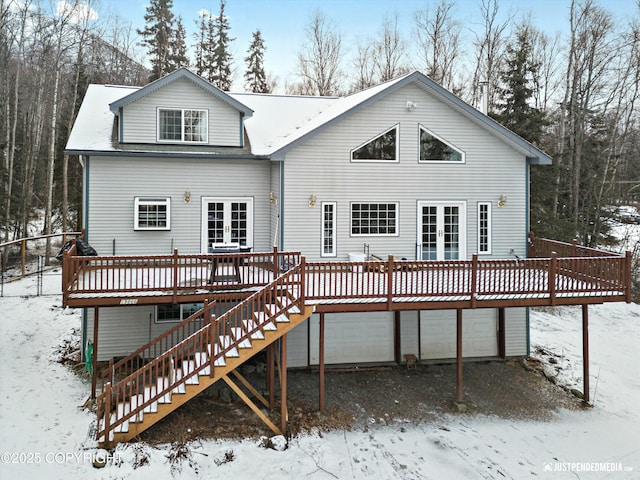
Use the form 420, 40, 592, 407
156, 302, 203, 323
478, 202, 492, 254
321, 202, 337, 257
351, 203, 398, 236
351, 125, 398, 162
419, 125, 464, 162
158, 108, 208, 143
134, 197, 170, 230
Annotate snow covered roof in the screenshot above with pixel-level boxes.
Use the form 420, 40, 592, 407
66, 70, 552, 165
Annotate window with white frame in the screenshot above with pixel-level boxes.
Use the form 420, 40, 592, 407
419, 125, 464, 162
158, 108, 208, 143
351, 125, 398, 162
134, 197, 170, 230
351, 203, 398, 236
156, 302, 204, 323
478, 202, 492, 254
321, 202, 337, 256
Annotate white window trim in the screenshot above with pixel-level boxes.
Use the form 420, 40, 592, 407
350, 124, 400, 163
418, 124, 466, 163
350, 202, 400, 237
321, 201, 337, 257
200, 197, 254, 253
478, 201, 492, 254
416, 201, 467, 260
157, 107, 209, 144
134, 197, 171, 231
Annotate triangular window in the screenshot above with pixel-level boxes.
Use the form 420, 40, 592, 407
351, 126, 398, 162
419, 126, 464, 162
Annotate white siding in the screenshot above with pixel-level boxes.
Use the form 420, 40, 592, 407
121, 77, 241, 146
280, 83, 529, 262
504, 307, 528, 356
420, 309, 498, 360
286, 320, 309, 368
308, 312, 394, 365
400, 310, 419, 359
85, 156, 271, 255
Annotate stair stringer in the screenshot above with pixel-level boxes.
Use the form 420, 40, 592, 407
105, 304, 315, 445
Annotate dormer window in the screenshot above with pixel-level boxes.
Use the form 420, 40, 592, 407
158, 108, 208, 143
419, 125, 464, 162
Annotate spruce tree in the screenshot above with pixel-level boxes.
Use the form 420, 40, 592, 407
170, 16, 189, 70
137, 0, 177, 81
210, 0, 234, 90
193, 14, 208, 78
244, 29, 269, 93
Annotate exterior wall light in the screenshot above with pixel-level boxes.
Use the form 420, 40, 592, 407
269, 192, 278, 205
498, 194, 507, 207
309, 194, 317, 207
184, 190, 191, 203
406, 101, 417, 111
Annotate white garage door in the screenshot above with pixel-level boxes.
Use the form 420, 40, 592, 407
420, 309, 498, 360
308, 312, 394, 365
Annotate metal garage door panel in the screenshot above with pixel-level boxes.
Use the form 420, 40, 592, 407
420, 309, 498, 360
309, 312, 394, 365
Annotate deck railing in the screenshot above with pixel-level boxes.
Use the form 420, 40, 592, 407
62, 238, 632, 308
96, 263, 305, 444
62, 246, 300, 305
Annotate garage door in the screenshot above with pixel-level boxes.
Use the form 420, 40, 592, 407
308, 312, 394, 365
420, 309, 498, 360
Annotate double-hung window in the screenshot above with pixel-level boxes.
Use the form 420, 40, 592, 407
156, 302, 203, 323
478, 202, 492, 254
134, 197, 170, 230
158, 108, 208, 143
351, 203, 398, 236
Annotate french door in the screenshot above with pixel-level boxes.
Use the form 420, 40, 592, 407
201, 197, 253, 252
417, 201, 466, 260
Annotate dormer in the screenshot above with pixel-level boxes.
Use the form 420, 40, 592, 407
109, 68, 253, 148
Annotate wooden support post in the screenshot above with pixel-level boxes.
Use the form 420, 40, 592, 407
280, 334, 288, 436
222, 375, 281, 435
231, 370, 269, 408
387, 255, 394, 310
470, 254, 478, 308
394, 311, 401, 364
498, 308, 506, 359
319, 313, 325, 412
582, 304, 590, 403
172, 248, 179, 304
91, 306, 99, 399
456, 309, 463, 404
549, 252, 557, 306
267, 343, 275, 410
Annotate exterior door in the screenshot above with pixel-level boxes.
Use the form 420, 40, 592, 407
201, 197, 253, 252
417, 201, 466, 260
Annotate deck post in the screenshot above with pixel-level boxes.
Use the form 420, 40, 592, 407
91, 306, 99, 399
582, 304, 590, 403
394, 311, 402, 364
280, 334, 288, 436
625, 251, 632, 303
172, 248, 178, 304
498, 308, 506, 359
549, 252, 557, 306
319, 312, 325, 412
470, 254, 478, 308
267, 343, 275, 410
456, 309, 463, 404
21, 239, 26, 277
387, 255, 394, 310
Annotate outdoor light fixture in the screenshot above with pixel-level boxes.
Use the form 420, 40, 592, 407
406, 101, 417, 111
498, 194, 507, 207
184, 190, 191, 203
269, 192, 278, 205
308, 194, 317, 207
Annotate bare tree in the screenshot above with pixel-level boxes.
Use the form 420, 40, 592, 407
414, 0, 462, 91
373, 12, 408, 82
295, 10, 344, 96
470, 0, 510, 111
350, 39, 377, 92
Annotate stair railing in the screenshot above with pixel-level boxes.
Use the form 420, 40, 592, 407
96, 262, 305, 444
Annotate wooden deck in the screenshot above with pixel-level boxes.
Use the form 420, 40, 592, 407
62, 238, 633, 311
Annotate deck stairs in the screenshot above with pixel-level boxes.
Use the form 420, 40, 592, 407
96, 266, 313, 447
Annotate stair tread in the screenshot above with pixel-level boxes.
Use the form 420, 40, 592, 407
218, 335, 240, 357
181, 360, 200, 384
231, 327, 252, 348
253, 312, 277, 330
265, 304, 289, 323
242, 319, 265, 339
276, 296, 301, 314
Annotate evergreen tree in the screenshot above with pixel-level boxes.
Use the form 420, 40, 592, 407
491, 24, 546, 144
193, 14, 208, 78
210, 0, 234, 90
244, 29, 269, 93
137, 0, 177, 81
170, 16, 189, 70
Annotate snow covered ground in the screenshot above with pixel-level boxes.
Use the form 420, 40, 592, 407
1, 268, 639, 479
